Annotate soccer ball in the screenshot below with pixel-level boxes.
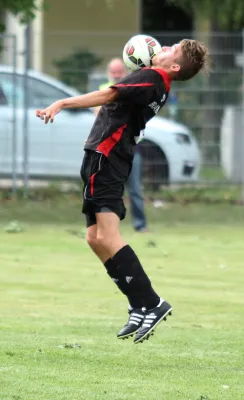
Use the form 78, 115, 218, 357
123, 34, 162, 71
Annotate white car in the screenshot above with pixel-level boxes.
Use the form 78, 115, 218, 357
0, 66, 200, 187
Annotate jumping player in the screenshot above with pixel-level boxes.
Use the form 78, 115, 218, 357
36, 39, 209, 344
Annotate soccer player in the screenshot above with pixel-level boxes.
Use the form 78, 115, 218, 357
36, 39, 209, 344
95, 57, 149, 232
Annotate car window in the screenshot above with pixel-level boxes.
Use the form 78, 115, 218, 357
29, 79, 95, 113
0, 72, 70, 108
0, 72, 93, 113
0, 73, 24, 107
27, 77, 71, 108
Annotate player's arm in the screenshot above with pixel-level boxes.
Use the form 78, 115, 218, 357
36, 88, 118, 124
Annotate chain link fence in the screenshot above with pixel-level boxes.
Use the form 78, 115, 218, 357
0, 30, 244, 195
0, 33, 17, 192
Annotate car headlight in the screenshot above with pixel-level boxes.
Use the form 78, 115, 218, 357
175, 133, 191, 144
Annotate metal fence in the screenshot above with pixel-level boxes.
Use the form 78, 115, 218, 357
0, 30, 244, 195
0, 33, 17, 192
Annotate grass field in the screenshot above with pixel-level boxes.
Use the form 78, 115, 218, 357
0, 200, 244, 400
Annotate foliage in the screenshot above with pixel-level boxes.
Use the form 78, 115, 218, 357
0, 16, 4, 33
167, 0, 244, 29
0, 182, 242, 205
156, 186, 242, 205
166, 0, 244, 162
0, 0, 47, 26
53, 49, 103, 93
0, 1, 46, 55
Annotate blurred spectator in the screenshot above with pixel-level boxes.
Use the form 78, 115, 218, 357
168, 91, 178, 120
95, 58, 148, 232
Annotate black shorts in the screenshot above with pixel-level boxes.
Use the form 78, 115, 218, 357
80, 150, 127, 227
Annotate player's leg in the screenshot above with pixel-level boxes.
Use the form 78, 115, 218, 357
85, 213, 144, 332
92, 211, 145, 338
81, 152, 143, 322
85, 214, 111, 262
96, 211, 160, 308
82, 151, 172, 343
96, 211, 172, 342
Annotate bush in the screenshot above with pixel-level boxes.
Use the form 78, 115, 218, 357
53, 49, 103, 93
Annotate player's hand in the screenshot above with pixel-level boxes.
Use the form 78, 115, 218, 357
36, 101, 62, 124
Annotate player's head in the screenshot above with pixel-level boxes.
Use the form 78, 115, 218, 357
152, 39, 209, 81
107, 58, 128, 83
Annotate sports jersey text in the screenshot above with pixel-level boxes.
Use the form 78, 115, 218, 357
148, 101, 160, 114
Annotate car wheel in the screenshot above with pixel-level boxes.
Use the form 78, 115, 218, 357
140, 140, 169, 191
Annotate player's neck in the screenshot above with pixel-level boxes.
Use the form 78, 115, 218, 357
151, 66, 174, 79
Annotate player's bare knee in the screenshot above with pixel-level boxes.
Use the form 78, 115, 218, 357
96, 233, 111, 250
86, 233, 98, 250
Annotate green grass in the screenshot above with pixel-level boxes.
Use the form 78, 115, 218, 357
200, 166, 228, 182
0, 201, 244, 400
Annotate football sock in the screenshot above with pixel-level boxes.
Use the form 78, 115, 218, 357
104, 258, 143, 309
112, 245, 160, 310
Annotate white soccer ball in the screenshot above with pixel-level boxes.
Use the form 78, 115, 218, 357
123, 34, 162, 71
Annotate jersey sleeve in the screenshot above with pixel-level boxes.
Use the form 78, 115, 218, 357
110, 69, 157, 107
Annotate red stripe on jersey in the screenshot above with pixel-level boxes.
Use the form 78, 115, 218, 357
90, 173, 96, 196
143, 67, 171, 92
96, 124, 127, 157
114, 83, 154, 87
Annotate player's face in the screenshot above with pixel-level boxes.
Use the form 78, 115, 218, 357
152, 43, 182, 71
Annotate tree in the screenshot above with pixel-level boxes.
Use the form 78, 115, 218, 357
167, 0, 244, 164
53, 49, 103, 93
0, 0, 45, 33
168, 0, 244, 30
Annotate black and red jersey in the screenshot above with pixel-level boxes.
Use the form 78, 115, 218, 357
84, 67, 171, 177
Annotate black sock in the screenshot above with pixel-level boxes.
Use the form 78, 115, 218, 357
104, 258, 143, 309
112, 245, 160, 310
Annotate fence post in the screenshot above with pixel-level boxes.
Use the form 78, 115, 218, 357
23, 24, 31, 197
12, 35, 17, 194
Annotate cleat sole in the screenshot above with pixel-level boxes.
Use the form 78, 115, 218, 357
134, 307, 173, 344
118, 332, 137, 340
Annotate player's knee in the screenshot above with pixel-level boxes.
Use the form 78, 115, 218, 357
96, 233, 110, 249
86, 233, 98, 250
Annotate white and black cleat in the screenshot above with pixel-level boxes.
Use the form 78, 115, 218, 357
134, 300, 172, 344
117, 308, 145, 340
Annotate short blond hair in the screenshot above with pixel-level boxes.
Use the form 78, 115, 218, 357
176, 39, 210, 81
